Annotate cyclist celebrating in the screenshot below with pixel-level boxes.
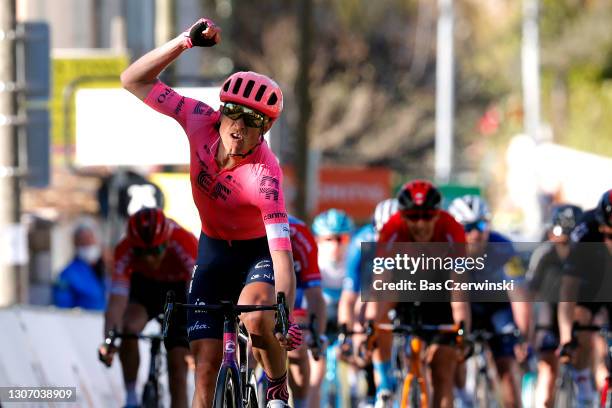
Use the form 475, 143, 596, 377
558, 188, 612, 406
100, 208, 197, 408
286, 215, 326, 408
120, 18, 299, 408
338, 198, 399, 406
448, 194, 531, 408
367, 180, 470, 408
526, 204, 582, 407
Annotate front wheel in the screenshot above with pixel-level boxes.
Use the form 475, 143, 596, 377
141, 380, 159, 408
213, 366, 242, 408
244, 369, 259, 408
554, 364, 576, 408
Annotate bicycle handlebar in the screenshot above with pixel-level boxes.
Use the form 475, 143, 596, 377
162, 290, 290, 338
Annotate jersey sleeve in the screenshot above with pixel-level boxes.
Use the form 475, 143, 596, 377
526, 243, 551, 291
296, 225, 321, 288
169, 225, 198, 278
143, 81, 218, 139
257, 164, 291, 251
344, 232, 365, 293
111, 240, 133, 296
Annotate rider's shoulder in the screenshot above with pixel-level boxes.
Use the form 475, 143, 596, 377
570, 209, 601, 243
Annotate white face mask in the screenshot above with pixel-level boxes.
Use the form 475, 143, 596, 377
77, 245, 101, 264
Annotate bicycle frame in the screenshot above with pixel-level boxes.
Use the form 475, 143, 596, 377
572, 324, 612, 408
399, 335, 427, 408
163, 291, 288, 408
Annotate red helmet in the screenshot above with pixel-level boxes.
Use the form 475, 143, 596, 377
397, 180, 441, 211
220, 71, 283, 120
127, 208, 171, 248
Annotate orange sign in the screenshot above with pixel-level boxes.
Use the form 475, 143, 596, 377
282, 166, 392, 222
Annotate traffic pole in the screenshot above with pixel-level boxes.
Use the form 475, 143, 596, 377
0, 0, 23, 306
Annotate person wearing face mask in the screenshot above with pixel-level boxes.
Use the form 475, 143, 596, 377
53, 219, 107, 311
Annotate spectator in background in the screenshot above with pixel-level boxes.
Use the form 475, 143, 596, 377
53, 219, 107, 311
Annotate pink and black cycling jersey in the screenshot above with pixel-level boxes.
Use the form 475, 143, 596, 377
143, 81, 291, 251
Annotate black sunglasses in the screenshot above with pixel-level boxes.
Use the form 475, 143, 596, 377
133, 244, 167, 257
222, 102, 269, 128
402, 210, 437, 221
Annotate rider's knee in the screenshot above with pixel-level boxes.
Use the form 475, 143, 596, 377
195, 358, 221, 385
242, 310, 273, 337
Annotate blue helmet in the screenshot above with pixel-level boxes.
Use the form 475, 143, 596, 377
312, 209, 354, 236
551, 204, 583, 235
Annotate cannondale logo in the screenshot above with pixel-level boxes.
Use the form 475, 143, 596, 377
225, 340, 236, 353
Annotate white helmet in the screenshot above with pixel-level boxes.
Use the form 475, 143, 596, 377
448, 195, 491, 225
373, 198, 399, 232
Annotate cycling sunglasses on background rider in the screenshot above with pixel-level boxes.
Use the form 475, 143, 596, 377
222, 102, 269, 128
133, 243, 167, 257
402, 210, 437, 222
321, 234, 351, 244
464, 220, 488, 233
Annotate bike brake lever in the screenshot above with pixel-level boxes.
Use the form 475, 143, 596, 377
162, 291, 176, 338
274, 292, 288, 336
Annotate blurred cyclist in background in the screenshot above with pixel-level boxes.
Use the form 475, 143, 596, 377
286, 215, 326, 408
367, 180, 470, 408
312, 208, 355, 326
338, 198, 399, 406
527, 204, 582, 407
310, 208, 354, 406
558, 188, 612, 406
99, 208, 197, 408
449, 195, 531, 408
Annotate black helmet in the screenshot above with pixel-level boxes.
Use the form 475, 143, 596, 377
550, 204, 583, 236
595, 189, 612, 227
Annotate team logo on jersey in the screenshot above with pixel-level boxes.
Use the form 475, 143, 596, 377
157, 87, 175, 103
174, 96, 185, 114
260, 176, 280, 201
211, 182, 231, 200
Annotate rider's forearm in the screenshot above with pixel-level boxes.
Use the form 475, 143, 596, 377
558, 301, 576, 345
305, 287, 327, 334
451, 301, 471, 333
510, 298, 532, 338
338, 291, 357, 328
103, 294, 129, 335
271, 250, 296, 312
120, 35, 188, 99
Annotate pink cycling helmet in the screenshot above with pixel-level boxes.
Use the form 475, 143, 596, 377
220, 71, 283, 120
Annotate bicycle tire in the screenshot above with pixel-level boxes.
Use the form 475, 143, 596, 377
214, 366, 242, 408
141, 381, 159, 408
408, 377, 422, 408
521, 371, 537, 408
554, 365, 576, 408
475, 371, 490, 408
244, 369, 259, 408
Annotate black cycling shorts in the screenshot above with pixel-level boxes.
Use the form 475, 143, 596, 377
129, 273, 189, 350
187, 233, 276, 341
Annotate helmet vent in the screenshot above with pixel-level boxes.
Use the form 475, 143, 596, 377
267, 92, 278, 106
243, 80, 255, 98
232, 78, 243, 94
255, 85, 267, 102
222, 79, 231, 92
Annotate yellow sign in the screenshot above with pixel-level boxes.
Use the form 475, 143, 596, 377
51, 53, 129, 145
